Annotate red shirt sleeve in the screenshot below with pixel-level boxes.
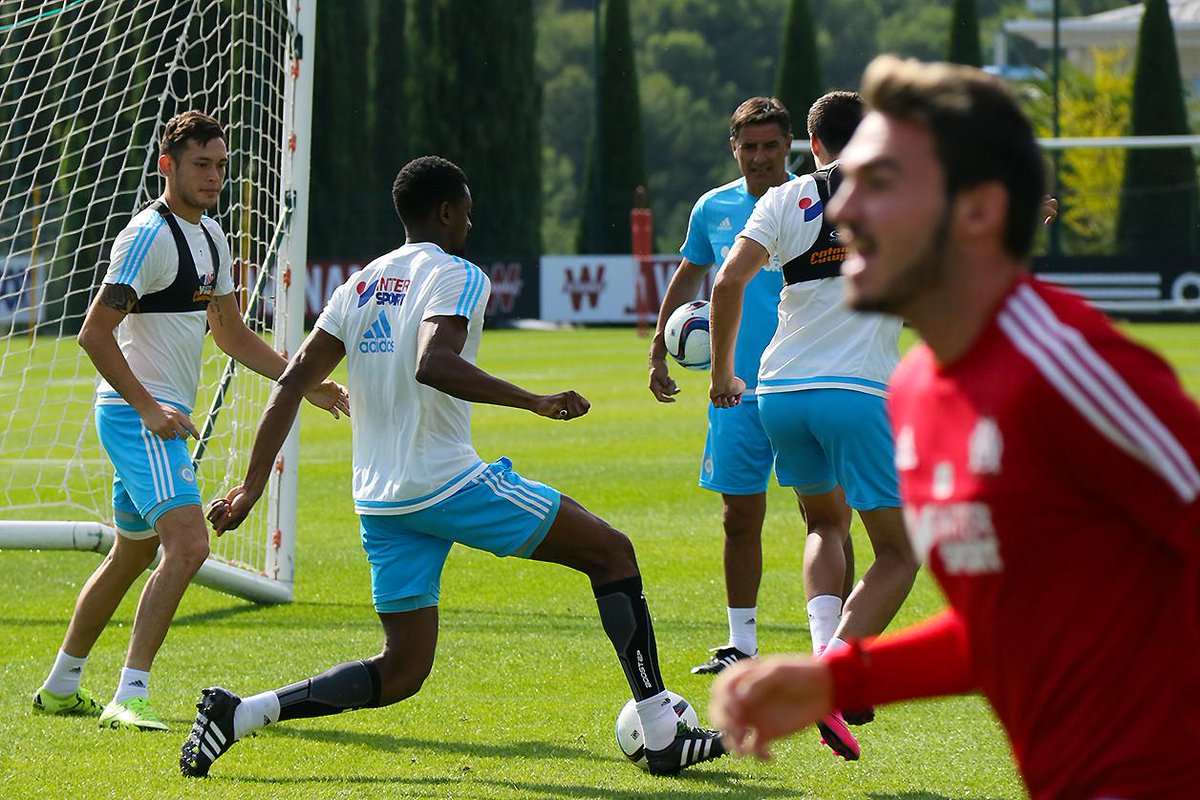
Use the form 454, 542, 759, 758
1047, 319, 1200, 556
826, 609, 975, 711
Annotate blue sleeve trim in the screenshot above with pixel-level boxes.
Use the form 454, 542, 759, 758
116, 216, 165, 285
454, 258, 485, 317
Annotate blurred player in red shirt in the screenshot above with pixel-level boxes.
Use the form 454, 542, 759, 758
710, 55, 1200, 800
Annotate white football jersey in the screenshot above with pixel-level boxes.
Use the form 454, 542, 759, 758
738, 172, 901, 397
314, 242, 491, 514
95, 206, 234, 412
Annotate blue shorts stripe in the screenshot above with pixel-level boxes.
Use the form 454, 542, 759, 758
481, 470, 549, 518
485, 467, 552, 512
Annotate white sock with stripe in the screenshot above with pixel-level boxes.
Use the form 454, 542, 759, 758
807, 594, 843, 655
112, 667, 151, 704
636, 690, 678, 751
726, 606, 758, 655
43, 649, 87, 696
233, 691, 281, 740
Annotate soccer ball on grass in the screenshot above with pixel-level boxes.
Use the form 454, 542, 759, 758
614, 691, 699, 769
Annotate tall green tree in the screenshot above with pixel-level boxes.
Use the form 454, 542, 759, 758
364, 0, 407, 253
774, 0, 823, 124
947, 0, 982, 68
406, 0, 542, 260
309, 0, 372, 259
1116, 0, 1197, 256
577, 0, 648, 254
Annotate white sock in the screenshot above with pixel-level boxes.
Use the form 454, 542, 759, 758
233, 691, 281, 741
807, 594, 843, 655
727, 606, 758, 655
635, 690, 677, 751
111, 667, 151, 704
43, 649, 88, 696
825, 636, 850, 655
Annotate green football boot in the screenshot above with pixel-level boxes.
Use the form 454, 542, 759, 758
98, 696, 169, 731
33, 687, 105, 717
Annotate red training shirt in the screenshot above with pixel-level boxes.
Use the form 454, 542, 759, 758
837, 274, 1200, 800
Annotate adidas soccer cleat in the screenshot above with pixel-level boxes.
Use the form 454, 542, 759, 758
816, 710, 860, 761
33, 687, 104, 717
690, 645, 755, 675
99, 696, 169, 731
180, 687, 241, 778
644, 722, 726, 775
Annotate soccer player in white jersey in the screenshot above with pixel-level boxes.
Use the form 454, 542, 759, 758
708, 92, 919, 761
650, 97, 857, 677
179, 156, 726, 778
31, 112, 348, 731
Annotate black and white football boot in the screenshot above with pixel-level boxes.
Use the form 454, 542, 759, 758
645, 721, 726, 775
180, 687, 241, 778
690, 645, 756, 675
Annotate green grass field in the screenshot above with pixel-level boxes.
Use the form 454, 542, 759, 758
2, 323, 1197, 799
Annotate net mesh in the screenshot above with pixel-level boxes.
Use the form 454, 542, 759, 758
0, 0, 294, 580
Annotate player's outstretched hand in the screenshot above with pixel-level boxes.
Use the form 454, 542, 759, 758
207, 485, 260, 535
141, 403, 200, 441
648, 356, 680, 403
710, 656, 834, 761
710, 375, 745, 409
304, 380, 350, 419
535, 391, 590, 421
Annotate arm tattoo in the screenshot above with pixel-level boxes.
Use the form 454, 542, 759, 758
99, 283, 138, 313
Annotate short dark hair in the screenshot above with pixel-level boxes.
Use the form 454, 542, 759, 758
160, 111, 224, 160
730, 96, 790, 140
861, 55, 1046, 260
806, 91, 863, 156
391, 156, 468, 226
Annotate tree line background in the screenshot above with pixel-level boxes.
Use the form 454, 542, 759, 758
309, 0, 1197, 264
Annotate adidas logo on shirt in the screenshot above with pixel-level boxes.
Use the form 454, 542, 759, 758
717, 217, 732, 231
359, 310, 395, 353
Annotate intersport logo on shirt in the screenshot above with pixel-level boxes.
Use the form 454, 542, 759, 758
356, 276, 410, 308
359, 310, 395, 353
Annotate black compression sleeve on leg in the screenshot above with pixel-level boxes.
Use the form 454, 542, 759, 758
594, 575, 665, 701
275, 659, 382, 721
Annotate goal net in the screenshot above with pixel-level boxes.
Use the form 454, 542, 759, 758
0, 0, 315, 603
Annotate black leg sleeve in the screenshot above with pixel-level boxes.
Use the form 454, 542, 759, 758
594, 575, 666, 701
275, 659, 382, 721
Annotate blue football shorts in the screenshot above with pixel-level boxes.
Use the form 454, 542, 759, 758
756, 388, 900, 510
700, 398, 776, 495
95, 403, 202, 538
360, 457, 562, 614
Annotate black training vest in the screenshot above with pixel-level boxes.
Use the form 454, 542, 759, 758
780, 164, 849, 286
131, 199, 221, 314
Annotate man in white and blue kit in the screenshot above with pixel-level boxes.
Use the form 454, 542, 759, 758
32, 112, 348, 731
651, 97, 850, 676
181, 156, 725, 778
710, 92, 918, 761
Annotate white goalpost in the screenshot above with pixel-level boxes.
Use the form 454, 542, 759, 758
0, 0, 316, 604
